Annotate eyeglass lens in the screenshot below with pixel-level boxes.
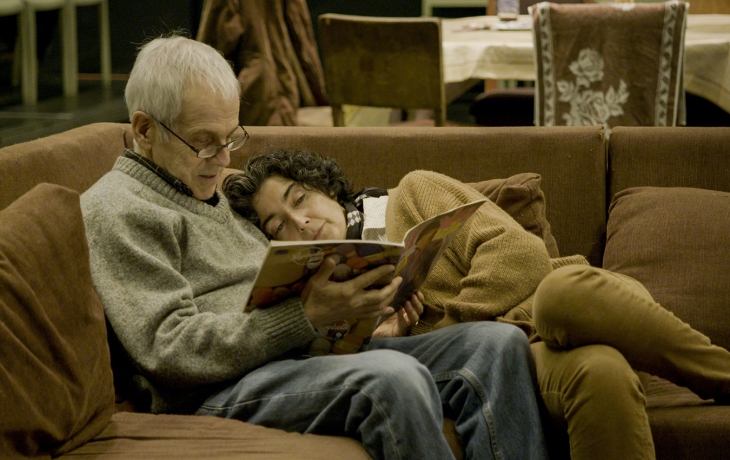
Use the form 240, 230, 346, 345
197, 128, 248, 158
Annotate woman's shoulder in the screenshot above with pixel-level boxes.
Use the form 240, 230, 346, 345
398, 170, 482, 200
399, 169, 447, 183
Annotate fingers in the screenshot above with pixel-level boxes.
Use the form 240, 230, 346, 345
412, 291, 425, 316
362, 305, 396, 318
402, 302, 419, 326
348, 274, 402, 313
376, 274, 402, 301
347, 264, 396, 290
308, 256, 338, 286
402, 292, 423, 327
302, 262, 402, 327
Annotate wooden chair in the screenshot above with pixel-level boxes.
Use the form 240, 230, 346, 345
12, 0, 111, 105
684, 0, 730, 14
318, 13, 448, 127
0, 0, 27, 93
62, 0, 113, 95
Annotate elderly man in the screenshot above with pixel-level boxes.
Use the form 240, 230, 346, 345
80, 34, 548, 460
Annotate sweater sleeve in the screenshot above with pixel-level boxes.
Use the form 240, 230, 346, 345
81, 183, 317, 393
386, 171, 552, 334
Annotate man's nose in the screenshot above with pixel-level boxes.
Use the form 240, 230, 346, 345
209, 146, 231, 167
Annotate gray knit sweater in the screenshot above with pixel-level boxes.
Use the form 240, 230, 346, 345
81, 156, 318, 413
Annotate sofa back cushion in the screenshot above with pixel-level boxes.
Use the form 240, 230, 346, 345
603, 186, 730, 351
609, 127, 730, 198
468, 173, 560, 257
0, 123, 132, 212
236, 125, 607, 265
0, 184, 115, 457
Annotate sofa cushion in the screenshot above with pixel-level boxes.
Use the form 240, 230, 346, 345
468, 172, 560, 257
603, 186, 730, 351
0, 122, 132, 212
0, 184, 115, 457
59, 412, 371, 459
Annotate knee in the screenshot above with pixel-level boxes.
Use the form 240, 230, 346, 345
462, 322, 536, 379
563, 346, 645, 405
356, 350, 438, 400
533, 265, 599, 328
464, 321, 532, 356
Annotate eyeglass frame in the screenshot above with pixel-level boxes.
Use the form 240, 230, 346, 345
151, 117, 249, 159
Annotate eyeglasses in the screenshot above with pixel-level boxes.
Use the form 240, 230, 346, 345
153, 118, 249, 159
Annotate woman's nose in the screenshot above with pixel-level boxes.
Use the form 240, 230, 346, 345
291, 213, 309, 231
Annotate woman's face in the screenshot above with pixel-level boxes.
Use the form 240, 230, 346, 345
253, 175, 348, 241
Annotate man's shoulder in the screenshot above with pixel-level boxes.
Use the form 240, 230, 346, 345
80, 169, 157, 222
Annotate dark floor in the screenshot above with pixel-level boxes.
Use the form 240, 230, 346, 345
447, 81, 482, 124
0, 78, 129, 148
0, 78, 482, 148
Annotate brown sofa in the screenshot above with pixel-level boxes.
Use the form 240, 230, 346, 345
1, 123, 728, 459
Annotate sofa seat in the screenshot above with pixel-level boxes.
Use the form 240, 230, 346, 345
646, 377, 730, 459
59, 412, 371, 459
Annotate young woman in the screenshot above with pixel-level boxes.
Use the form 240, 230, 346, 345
224, 148, 730, 460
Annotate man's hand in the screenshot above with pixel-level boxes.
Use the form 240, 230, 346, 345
301, 257, 402, 328
372, 291, 425, 339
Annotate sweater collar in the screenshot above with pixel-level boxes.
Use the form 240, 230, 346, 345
122, 149, 219, 207
114, 155, 231, 223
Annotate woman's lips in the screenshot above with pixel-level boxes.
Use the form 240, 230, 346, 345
313, 225, 324, 240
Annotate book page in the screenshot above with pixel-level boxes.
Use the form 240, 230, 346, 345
246, 240, 404, 311
390, 199, 487, 309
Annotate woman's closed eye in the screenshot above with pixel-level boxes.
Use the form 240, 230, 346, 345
273, 222, 283, 239
293, 192, 306, 207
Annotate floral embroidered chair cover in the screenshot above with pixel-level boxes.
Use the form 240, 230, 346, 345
530, 1, 688, 133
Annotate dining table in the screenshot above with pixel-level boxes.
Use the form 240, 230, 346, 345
441, 14, 730, 114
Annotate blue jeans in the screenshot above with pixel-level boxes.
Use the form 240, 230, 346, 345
196, 322, 547, 460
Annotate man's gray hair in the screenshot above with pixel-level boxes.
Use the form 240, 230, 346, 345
124, 34, 241, 142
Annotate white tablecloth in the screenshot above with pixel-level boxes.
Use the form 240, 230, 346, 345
442, 14, 730, 113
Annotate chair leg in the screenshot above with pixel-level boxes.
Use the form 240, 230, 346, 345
20, 6, 37, 105
434, 107, 445, 127
11, 15, 22, 88
332, 105, 345, 127
61, 2, 78, 97
99, 0, 111, 87
421, 0, 431, 17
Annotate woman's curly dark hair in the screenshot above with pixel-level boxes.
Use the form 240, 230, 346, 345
223, 148, 355, 229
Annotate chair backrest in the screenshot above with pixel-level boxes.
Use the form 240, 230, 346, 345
318, 13, 446, 127
531, 1, 688, 132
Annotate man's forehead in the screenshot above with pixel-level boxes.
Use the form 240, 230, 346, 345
178, 88, 239, 128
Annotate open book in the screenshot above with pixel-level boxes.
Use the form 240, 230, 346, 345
244, 199, 486, 355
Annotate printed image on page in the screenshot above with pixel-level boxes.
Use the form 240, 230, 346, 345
390, 199, 486, 309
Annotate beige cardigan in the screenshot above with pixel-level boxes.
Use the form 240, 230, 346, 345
386, 170, 586, 339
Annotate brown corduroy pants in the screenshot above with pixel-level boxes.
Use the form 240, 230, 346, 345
532, 265, 730, 460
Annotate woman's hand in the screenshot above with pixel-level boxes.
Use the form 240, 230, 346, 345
371, 291, 425, 339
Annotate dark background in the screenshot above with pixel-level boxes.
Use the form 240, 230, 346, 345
0, 1, 485, 83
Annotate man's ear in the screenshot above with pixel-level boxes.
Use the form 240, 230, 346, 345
131, 111, 155, 151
